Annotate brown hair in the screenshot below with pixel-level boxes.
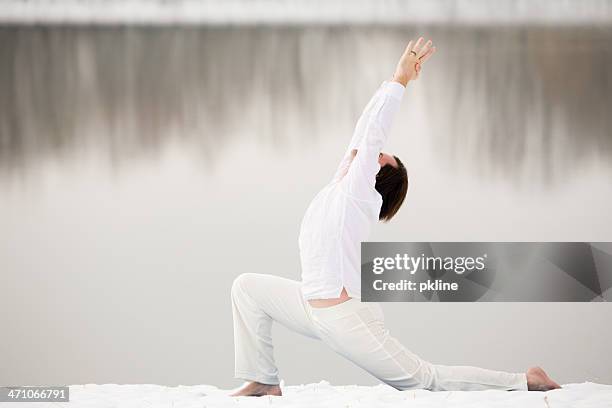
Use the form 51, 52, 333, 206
375, 156, 408, 222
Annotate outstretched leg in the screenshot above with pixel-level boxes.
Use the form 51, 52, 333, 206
230, 273, 318, 396
310, 300, 559, 391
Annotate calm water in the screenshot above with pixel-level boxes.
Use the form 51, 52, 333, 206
1, 26, 611, 181
1, 26, 612, 386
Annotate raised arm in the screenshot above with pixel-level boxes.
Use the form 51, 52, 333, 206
331, 84, 386, 182
340, 37, 436, 200
339, 81, 404, 198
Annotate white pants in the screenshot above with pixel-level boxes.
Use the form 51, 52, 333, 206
231, 273, 527, 391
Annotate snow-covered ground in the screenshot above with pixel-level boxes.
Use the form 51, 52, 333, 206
17, 381, 612, 408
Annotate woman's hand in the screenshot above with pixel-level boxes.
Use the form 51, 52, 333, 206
392, 37, 436, 86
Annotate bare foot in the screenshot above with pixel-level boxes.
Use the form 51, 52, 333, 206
230, 381, 282, 397
526, 367, 561, 391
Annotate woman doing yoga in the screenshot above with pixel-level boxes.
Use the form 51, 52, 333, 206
230, 37, 561, 397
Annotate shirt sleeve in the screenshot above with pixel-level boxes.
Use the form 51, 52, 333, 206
340, 80, 405, 200
331, 82, 387, 182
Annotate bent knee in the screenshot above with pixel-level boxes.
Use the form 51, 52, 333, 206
231, 272, 259, 297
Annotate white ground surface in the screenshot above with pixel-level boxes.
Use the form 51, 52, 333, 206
14, 381, 612, 407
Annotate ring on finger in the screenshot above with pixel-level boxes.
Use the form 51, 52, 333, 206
409, 50, 417, 56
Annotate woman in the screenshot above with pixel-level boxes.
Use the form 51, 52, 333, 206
230, 37, 560, 397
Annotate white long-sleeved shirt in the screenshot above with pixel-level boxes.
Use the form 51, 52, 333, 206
299, 80, 405, 300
